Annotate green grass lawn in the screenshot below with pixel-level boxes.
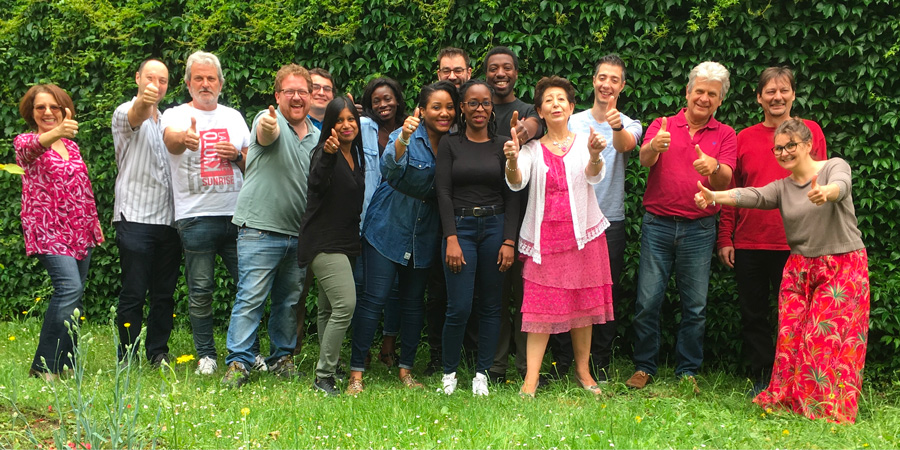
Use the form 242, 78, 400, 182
1, 318, 898, 449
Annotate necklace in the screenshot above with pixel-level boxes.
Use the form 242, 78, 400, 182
548, 133, 573, 153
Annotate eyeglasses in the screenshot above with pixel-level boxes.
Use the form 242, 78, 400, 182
312, 84, 333, 94
34, 105, 62, 113
465, 100, 492, 110
279, 89, 310, 98
772, 140, 803, 156
439, 67, 467, 76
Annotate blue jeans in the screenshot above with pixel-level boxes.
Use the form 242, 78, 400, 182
353, 254, 401, 337
350, 239, 427, 372
32, 251, 91, 374
442, 214, 504, 374
115, 219, 181, 361
226, 227, 305, 369
632, 213, 716, 377
175, 216, 239, 359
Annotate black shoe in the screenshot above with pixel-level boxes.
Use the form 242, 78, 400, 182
150, 353, 171, 368
314, 376, 340, 396
424, 358, 441, 377
487, 371, 507, 384
537, 374, 551, 388
335, 364, 347, 382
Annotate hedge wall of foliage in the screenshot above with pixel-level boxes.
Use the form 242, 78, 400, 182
1, 0, 898, 380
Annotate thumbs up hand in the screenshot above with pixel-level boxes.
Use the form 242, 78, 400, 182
694, 180, 716, 209
184, 117, 200, 151
503, 126, 520, 162
693, 144, 718, 177
605, 95, 622, 131
400, 107, 421, 141
807, 174, 832, 206
324, 128, 340, 154
57, 108, 79, 139
651, 117, 670, 153
260, 105, 278, 135
139, 82, 160, 106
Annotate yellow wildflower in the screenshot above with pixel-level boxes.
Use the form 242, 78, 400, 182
80, 316, 86, 321
124, 323, 131, 328
35, 297, 41, 302
176, 354, 195, 364
782, 429, 789, 436
241, 407, 250, 416
173, 314, 177, 318
8, 336, 14, 341
635, 416, 642, 423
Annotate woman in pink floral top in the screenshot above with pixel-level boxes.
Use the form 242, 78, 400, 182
14, 84, 104, 381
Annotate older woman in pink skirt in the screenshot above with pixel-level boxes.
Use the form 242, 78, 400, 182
504, 76, 614, 397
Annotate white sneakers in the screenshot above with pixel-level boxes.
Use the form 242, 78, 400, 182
195, 356, 217, 375
442, 372, 458, 395
472, 372, 489, 396
442, 372, 489, 396
252, 354, 268, 372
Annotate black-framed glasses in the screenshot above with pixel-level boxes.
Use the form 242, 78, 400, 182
772, 140, 802, 156
439, 67, 467, 76
312, 84, 333, 94
279, 89, 310, 98
465, 100, 492, 110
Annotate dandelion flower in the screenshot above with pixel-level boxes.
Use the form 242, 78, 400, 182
22, 311, 27, 315
635, 416, 642, 423
124, 323, 131, 328
241, 407, 250, 417
80, 316, 86, 321
35, 297, 41, 302
8, 336, 14, 341
782, 429, 789, 436
173, 314, 177, 318
765, 408, 773, 414
176, 354, 195, 364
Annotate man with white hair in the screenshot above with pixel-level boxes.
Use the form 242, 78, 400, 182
626, 61, 736, 392
161, 51, 257, 374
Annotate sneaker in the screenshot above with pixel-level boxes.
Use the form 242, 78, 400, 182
487, 371, 506, 384
252, 354, 268, 372
442, 372, 458, 395
222, 361, 250, 389
335, 364, 347, 382
195, 356, 217, 375
150, 353, 171, 368
269, 355, 299, 380
314, 376, 340, 396
625, 370, 650, 389
472, 372, 489, 396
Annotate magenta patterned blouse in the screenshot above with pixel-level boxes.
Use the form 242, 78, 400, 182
14, 133, 104, 259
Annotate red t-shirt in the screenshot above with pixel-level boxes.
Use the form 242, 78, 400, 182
642, 109, 737, 219
716, 120, 827, 251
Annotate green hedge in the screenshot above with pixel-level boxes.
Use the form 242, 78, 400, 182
1, 0, 898, 380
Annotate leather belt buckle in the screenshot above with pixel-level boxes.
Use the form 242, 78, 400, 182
472, 206, 486, 217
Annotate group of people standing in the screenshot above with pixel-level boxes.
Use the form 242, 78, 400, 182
14, 45, 869, 423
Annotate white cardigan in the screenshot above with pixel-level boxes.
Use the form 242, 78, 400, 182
507, 133, 609, 264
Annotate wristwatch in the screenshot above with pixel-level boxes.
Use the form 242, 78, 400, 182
232, 152, 244, 163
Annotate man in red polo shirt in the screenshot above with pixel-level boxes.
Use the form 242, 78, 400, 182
626, 61, 736, 393
717, 67, 827, 394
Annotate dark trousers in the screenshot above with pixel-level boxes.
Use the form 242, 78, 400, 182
115, 219, 182, 361
735, 249, 789, 378
549, 220, 627, 376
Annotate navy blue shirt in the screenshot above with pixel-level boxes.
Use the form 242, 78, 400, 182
362, 125, 440, 268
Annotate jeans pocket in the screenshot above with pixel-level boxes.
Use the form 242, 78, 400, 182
238, 227, 267, 241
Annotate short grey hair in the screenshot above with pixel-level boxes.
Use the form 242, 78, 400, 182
687, 61, 730, 98
184, 51, 224, 86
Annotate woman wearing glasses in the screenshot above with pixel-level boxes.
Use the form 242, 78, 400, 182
435, 80, 518, 396
694, 118, 869, 423
14, 84, 104, 381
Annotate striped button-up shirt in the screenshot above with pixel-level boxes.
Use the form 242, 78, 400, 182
111, 98, 175, 225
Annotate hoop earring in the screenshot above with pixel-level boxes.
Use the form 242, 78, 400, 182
490, 110, 496, 124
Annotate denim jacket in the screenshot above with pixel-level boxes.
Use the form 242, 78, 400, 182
360, 117, 381, 231
361, 125, 439, 268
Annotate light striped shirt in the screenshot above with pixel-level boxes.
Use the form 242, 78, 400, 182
111, 98, 175, 225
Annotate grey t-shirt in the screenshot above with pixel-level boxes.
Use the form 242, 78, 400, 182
569, 109, 643, 222
735, 158, 864, 257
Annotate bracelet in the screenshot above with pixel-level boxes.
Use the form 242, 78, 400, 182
590, 158, 602, 165
502, 242, 515, 248
505, 160, 517, 172
611, 126, 623, 131
712, 160, 720, 175
711, 199, 716, 207
397, 134, 410, 146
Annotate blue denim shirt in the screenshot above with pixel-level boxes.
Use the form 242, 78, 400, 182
360, 117, 381, 231
361, 125, 439, 268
